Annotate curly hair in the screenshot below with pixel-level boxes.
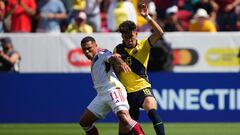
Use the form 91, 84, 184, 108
118, 20, 137, 34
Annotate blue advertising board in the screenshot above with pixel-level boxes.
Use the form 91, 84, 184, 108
148, 73, 240, 122
0, 73, 239, 123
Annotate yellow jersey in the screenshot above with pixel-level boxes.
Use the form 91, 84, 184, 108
189, 19, 217, 32
113, 38, 152, 93
65, 23, 93, 33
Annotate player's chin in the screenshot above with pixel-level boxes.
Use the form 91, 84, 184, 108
86, 55, 92, 60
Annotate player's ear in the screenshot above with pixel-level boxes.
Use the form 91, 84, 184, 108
94, 41, 98, 47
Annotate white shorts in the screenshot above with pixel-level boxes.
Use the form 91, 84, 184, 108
87, 87, 129, 119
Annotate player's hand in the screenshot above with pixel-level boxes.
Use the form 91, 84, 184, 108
119, 62, 131, 73
138, 2, 149, 18
113, 62, 131, 74
111, 53, 131, 73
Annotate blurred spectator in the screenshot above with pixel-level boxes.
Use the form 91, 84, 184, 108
0, 0, 5, 32
215, 0, 240, 31
178, 0, 199, 12
65, 11, 93, 33
6, 0, 36, 32
72, 0, 85, 10
236, 4, 240, 30
189, 8, 217, 32
59, 0, 74, 31
176, 0, 194, 31
107, 0, 137, 32
85, 0, 102, 32
152, 0, 177, 20
99, 0, 111, 32
67, 0, 85, 25
61, 0, 74, 14
100, 0, 110, 13
36, 0, 67, 33
0, 37, 21, 73
192, 0, 219, 23
162, 5, 185, 31
176, 9, 192, 31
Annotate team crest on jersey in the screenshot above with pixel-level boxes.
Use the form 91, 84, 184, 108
132, 48, 138, 55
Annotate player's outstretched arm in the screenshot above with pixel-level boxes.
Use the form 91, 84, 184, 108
138, 2, 164, 46
109, 54, 131, 74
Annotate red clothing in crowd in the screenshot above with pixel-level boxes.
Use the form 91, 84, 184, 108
153, 0, 173, 9
215, 0, 235, 13
7, 0, 36, 32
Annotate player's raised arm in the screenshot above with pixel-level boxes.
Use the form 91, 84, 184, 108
138, 2, 164, 46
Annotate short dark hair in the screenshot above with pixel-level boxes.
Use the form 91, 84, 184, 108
81, 36, 96, 45
0, 37, 12, 47
118, 20, 137, 34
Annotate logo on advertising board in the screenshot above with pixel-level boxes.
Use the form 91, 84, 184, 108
67, 48, 91, 67
173, 48, 199, 66
205, 48, 239, 67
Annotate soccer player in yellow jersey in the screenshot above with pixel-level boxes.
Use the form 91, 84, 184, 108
113, 2, 165, 135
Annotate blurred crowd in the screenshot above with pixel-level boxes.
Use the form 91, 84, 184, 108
0, 0, 240, 33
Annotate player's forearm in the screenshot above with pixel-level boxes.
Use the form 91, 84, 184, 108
109, 54, 131, 73
146, 15, 164, 46
146, 15, 164, 38
109, 54, 124, 66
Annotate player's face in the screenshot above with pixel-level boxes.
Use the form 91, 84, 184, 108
2, 43, 11, 53
121, 31, 138, 49
81, 41, 98, 60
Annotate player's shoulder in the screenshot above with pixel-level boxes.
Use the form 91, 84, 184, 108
138, 38, 148, 45
98, 49, 111, 54
137, 38, 152, 49
98, 49, 112, 58
114, 43, 126, 53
